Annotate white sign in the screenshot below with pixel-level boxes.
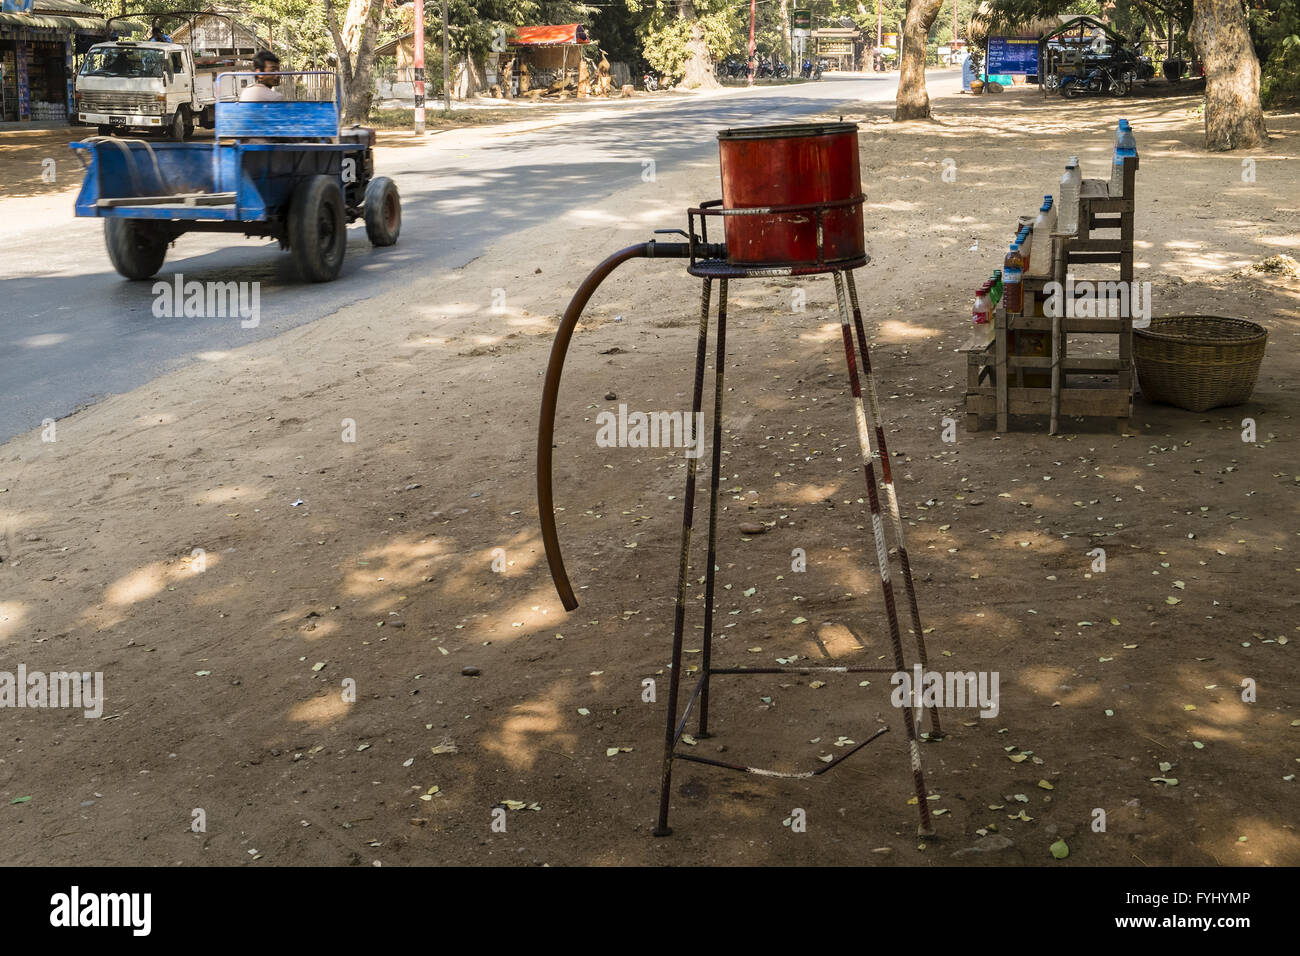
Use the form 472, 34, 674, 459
792, 27, 811, 38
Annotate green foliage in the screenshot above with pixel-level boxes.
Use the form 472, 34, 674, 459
1260, 33, 1300, 106
637, 1, 739, 81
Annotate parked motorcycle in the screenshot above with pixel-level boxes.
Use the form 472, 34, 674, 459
755, 58, 790, 79
721, 56, 747, 79
800, 58, 824, 79
1060, 51, 1135, 97
643, 72, 661, 91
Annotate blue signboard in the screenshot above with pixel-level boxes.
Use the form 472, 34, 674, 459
1, 0, 36, 13
987, 37, 1039, 75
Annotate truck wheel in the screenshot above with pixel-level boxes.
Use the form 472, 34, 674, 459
363, 176, 401, 246
167, 106, 190, 142
104, 218, 168, 280
96, 124, 114, 136
289, 175, 347, 282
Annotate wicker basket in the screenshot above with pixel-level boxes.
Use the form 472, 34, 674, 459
1134, 316, 1267, 412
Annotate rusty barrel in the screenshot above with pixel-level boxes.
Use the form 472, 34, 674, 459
717, 122, 865, 267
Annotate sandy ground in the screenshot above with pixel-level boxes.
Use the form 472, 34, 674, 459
1, 86, 1297, 867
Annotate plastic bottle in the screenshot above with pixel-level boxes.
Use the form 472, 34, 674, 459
1034, 199, 1051, 237
1114, 118, 1131, 147
1111, 123, 1138, 198
1003, 243, 1024, 314
972, 284, 991, 325
1040, 195, 1057, 235
1059, 158, 1082, 235
990, 269, 1003, 306
1017, 225, 1032, 275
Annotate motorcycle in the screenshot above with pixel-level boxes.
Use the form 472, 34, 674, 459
723, 56, 749, 79
755, 58, 790, 79
800, 58, 824, 80
1059, 52, 1134, 97
643, 72, 660, 91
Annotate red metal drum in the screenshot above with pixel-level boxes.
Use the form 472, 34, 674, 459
717, 122, 865, 267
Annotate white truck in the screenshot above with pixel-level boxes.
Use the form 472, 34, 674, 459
74, 15, 255, 140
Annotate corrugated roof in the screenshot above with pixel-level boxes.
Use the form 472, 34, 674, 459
512, 24, 588, 46
33, 0, 103, 13
1, 0, 107, 32
0, 11, 108, 31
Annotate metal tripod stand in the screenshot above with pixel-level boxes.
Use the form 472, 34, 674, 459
652, 262, 942, 837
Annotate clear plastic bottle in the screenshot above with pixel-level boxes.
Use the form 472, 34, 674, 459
1040, 195, 1057, 235
1003, 243, 1024, 313
1111, 123, 1138, 197
1059, 158, 1082, 235
1034, 199, 1051, 237
1018, 225, 1032, 275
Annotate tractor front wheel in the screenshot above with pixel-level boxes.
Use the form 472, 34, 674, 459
288, 175, 347, 282
363, 176, 401, 246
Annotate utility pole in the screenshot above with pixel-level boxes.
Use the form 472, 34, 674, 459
441, 0, 451, 113
952, 0, 958, 60
748, 0, 756, 86
414, 0, 425, 132
876, 0, 882, 64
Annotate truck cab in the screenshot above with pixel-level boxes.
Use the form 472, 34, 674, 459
75, 40, 232, 140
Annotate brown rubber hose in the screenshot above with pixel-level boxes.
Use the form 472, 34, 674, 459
537, 240, 712, 610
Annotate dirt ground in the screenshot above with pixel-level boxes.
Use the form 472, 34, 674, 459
1, 86, 1297, 867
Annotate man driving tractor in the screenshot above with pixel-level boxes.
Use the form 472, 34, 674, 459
240, 50, 285, 101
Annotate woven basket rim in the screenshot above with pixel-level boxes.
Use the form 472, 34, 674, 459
1135, 315, 1267, 347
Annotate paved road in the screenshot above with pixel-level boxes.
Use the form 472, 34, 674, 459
0, 72, 956, 444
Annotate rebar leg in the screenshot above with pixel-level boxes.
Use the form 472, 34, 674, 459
844, 271, 942, 740
654, 277, 713, 838
697, 279, 728, 739
833, 271, 934, 837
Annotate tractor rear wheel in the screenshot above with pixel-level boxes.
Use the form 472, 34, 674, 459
104, 218, 168, 280
288, 175, 347, 282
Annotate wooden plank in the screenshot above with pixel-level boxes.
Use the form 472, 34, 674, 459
995, 306, 1008, 433
1065, 238, 1129, 253
1050, 310, 1061, 435
1080, 179, 1109, 199
966, 388, 1131, 416
98, 192, 237, 207
1006, 355, 1125, 371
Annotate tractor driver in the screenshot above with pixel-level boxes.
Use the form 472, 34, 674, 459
240, 50, 285, 101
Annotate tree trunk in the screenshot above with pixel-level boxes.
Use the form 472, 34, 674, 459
324, 0, 385, 125
1190, 0, 1268, 150
677, 0, 718, 89
779, 0, 791, 66
894, 0, 944, 120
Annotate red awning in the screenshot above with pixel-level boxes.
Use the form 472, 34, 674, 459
511, 24, 588, 46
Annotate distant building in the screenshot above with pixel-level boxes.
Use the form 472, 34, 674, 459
812, 27, 860, 72
0, 0, 110, 122
168, 14, 263, 57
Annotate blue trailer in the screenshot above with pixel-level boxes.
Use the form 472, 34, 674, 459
70, 72, 401, 282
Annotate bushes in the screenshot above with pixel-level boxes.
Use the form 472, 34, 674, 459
1260, 34, 1300, 106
